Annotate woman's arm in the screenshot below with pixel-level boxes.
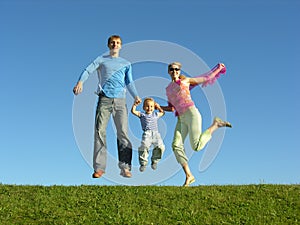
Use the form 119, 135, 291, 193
160, 105, 175, 112
188, 63, 225, 86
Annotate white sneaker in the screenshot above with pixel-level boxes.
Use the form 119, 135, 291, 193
139, 165, 146, 172
151, 163, 157, 170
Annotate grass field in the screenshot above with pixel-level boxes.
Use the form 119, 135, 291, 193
0, 184, 299, 224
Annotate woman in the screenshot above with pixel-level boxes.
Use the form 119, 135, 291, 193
161, 62, 232, 186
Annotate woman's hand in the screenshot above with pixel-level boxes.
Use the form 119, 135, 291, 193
218, 63, 225, 69
218, 63, 226, 73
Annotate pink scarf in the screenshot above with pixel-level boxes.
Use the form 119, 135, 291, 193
190, 64, 226, 89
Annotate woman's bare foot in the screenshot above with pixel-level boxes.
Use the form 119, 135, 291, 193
183, 176, 195, 187
214, 117, 232, 128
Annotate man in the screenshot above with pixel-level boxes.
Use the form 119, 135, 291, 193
73, 35, 141, 178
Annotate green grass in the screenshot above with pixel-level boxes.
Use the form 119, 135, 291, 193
0, 184, 299, 224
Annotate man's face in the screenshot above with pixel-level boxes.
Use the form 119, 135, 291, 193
108, 38, 122, 52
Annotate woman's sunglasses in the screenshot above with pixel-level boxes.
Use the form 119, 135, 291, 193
169, 68, 180, 71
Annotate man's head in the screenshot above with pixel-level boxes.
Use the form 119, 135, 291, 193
107, 35, 122, 54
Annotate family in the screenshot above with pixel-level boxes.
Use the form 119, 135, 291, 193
73, 35, 232, 186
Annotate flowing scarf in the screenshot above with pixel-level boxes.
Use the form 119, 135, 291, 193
190, 64, 226, 89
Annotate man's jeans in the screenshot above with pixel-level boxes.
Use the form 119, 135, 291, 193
93, 94, 132, 172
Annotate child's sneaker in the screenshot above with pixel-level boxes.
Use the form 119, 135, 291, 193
151, 163, 157, 170
139, 165, 146, 172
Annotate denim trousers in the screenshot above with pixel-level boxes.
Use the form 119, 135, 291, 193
93, 94, 132, 172
138, 130, 165, 166
172, 106, 212, 165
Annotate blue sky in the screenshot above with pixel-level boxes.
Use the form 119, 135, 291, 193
0, 0, 299, 186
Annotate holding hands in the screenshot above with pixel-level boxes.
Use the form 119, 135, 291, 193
134, 96, 142, 105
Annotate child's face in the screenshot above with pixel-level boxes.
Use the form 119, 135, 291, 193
143, 101, 155, 114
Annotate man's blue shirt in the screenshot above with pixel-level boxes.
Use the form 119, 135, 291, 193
78, 55, 138, 98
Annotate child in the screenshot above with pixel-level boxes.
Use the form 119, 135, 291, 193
131, 97, 165, 172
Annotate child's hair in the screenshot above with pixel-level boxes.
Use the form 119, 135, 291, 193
107, 35, 122, 45
143, 97, 155, 108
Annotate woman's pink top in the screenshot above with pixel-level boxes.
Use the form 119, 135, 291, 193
166, 80, 194, 116
165, 64, 226, 116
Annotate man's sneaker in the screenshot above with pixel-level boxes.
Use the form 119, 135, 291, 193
139, 165, 146, 172
92, 170, 104, 178
120, 168, 132, 178
214, 117, 232, 128
151, 163, 157, 170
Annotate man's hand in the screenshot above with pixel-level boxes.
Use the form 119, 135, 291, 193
134, 96, 142, 105
73, 82, 83, 95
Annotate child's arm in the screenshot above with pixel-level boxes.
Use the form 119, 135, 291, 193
189, 63, 226, 86
155, 103, 165, 117
131, 102, 141, 117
